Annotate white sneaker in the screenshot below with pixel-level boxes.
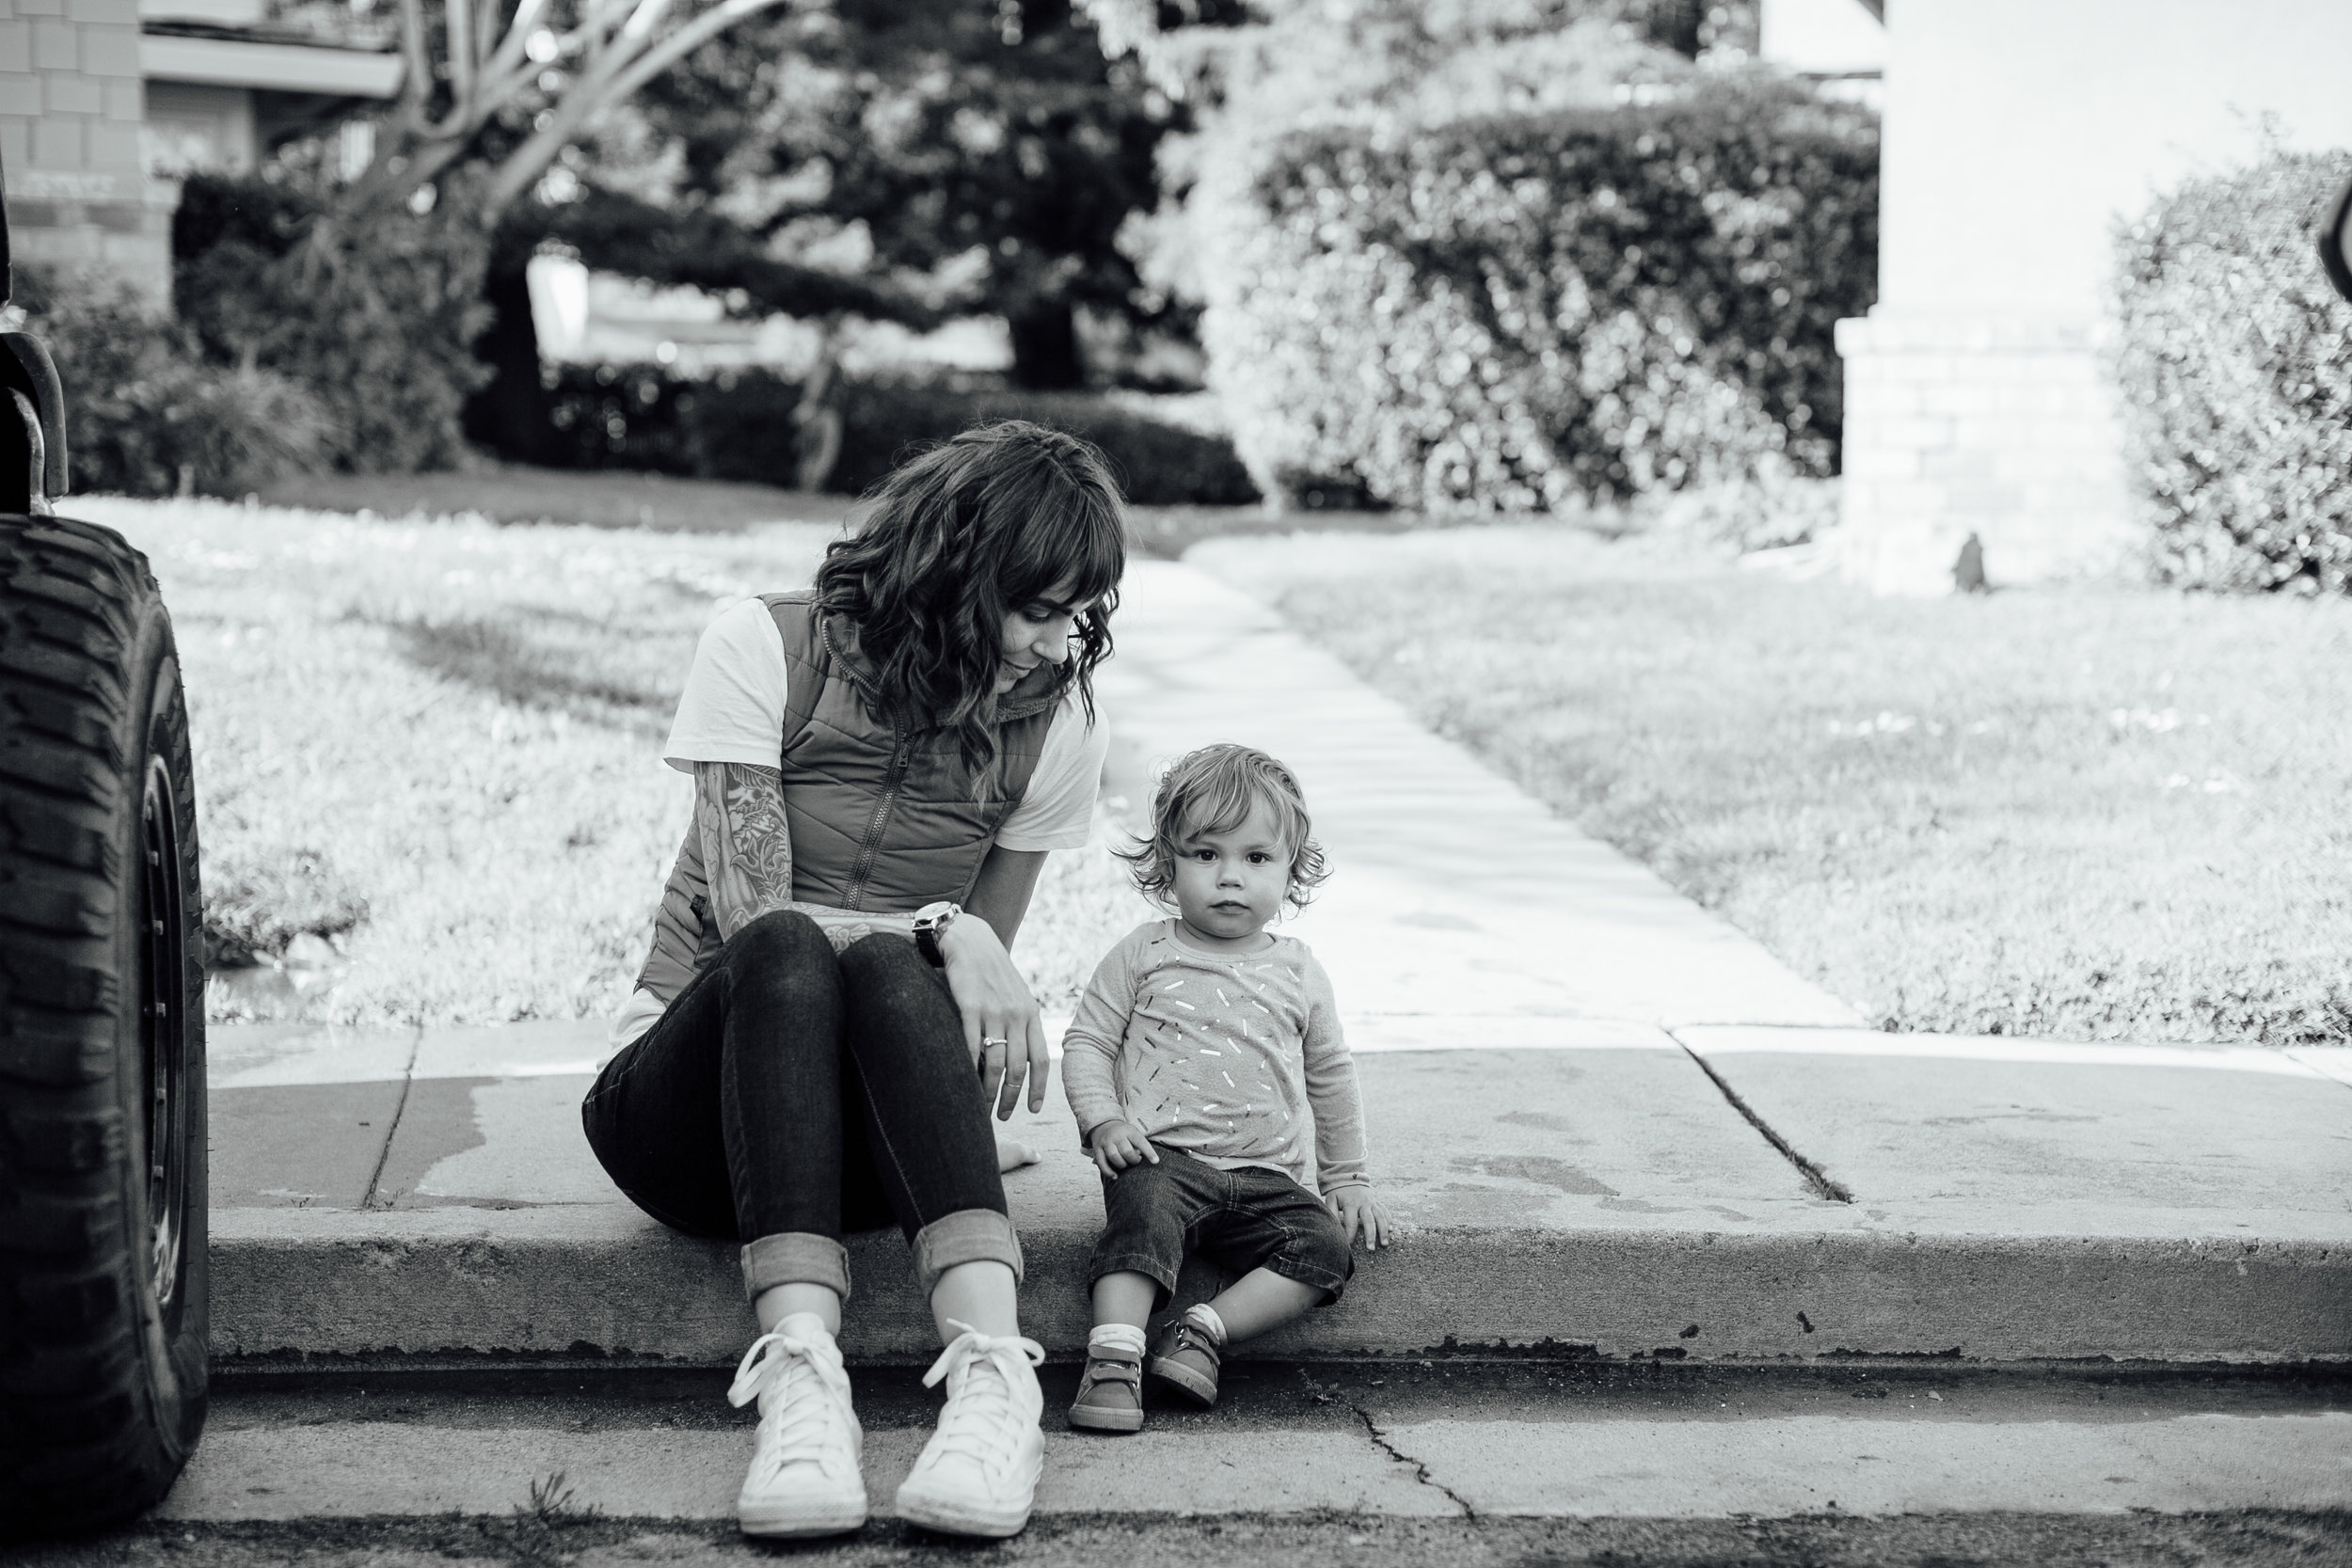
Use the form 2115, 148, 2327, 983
726, 1314, 866, 1538
892, 1319, 1047, 1538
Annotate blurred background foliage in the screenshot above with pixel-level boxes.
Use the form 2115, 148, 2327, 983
458, 0, 1184, 467
30, 0, 2351, 599
10, 265, 327, 498
172, 166, 496, 474
1202, 88, 1877, 512
531, 360, 1257, 503
2113, 150, 2352, 594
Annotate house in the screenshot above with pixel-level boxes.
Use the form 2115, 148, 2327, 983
1, 0, 399, 303
1757, 0, 1885, 107
1822, 0, 2352, 593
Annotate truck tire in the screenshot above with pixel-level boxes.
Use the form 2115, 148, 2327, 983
0, 512, 207, 1535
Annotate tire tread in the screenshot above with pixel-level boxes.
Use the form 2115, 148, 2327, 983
0, 512, 208, 1537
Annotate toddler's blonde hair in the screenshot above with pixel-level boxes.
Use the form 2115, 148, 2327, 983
1119, 742, 1329, 913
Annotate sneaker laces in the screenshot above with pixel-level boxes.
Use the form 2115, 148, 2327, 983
918, 1320, 1045, 1472
728, 1327, 855, 1474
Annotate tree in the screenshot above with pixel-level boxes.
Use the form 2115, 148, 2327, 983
467, 182, 946, 467
185, 0, 860, 470
353, 0, 828, 226
621, 0, 1172, 388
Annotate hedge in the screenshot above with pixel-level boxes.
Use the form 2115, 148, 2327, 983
542, 367, 1261, 506
1195, 85, 1878, 512
14, 267, 326, 498
174, 171, 493, 474
2114, 151, 2352, 594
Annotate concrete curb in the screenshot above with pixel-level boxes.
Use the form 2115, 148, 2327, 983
207, 1024, 2352, 1372
212, 1205, 2352, 1368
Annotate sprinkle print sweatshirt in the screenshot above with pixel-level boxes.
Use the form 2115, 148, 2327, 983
1059, 920, 1368, 1196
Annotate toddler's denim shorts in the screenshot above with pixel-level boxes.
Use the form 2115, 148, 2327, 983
1087, 1146, 1354, 1307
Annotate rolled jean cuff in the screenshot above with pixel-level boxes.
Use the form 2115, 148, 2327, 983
740, 1231, 851, 1304
912, 1208, 1024, 1295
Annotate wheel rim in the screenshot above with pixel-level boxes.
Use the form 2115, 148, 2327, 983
140, 754, 190, 1313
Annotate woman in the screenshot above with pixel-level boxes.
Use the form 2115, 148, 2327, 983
582, 421, 1126, 1540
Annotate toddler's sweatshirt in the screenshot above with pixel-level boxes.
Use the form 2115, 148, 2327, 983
1059, 919, 1366, 1196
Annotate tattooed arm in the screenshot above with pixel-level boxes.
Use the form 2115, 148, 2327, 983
691, 759, 1050, 1119
692, 761, 911, 949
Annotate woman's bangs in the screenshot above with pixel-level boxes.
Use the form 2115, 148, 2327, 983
1000, 475, 1127, 612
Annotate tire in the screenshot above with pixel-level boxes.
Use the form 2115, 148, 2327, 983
0, 512, 207, 1536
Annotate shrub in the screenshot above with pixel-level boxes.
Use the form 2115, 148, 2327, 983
174, 170, 493, 474
12, 268, 326, 498
534, 364, 1261, 505
2114, 151, 2352, 594
539, 361, 753, 476
827, 381, 1259, 503
1194, 85, 1877, 512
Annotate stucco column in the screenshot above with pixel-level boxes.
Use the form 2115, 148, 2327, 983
1835, 0, 2352, 594
1836, 310, 2135, 594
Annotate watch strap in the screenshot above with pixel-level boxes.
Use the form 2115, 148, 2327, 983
912, 901, 960, 966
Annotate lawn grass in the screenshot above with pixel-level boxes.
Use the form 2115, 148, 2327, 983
1187, 526, 2352, 1045
257, 462, 854, 533
71, 496, 1145, 1028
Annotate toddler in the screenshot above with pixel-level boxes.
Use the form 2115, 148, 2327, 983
1060, 743, 1391, 1432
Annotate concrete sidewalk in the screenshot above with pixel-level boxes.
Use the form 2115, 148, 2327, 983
161, 1364, 2352, 1523
1095, 561, 1859, 1032
202, 561, 2352, 1369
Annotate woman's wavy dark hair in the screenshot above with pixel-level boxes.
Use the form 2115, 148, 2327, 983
815, 420, 1127, 775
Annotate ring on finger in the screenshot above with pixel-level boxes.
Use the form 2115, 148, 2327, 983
981, 1036, 1009, 1049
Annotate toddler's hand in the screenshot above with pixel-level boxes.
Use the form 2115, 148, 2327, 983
1088, 1119, 1159, 1178
1327, 1184, 1392, 1249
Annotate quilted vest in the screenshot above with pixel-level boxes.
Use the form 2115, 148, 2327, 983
632, 591, 1064, 1005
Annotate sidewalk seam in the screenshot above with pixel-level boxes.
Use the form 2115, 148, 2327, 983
1666, 1028, 1854, 1205
358, 1028, 426, 1212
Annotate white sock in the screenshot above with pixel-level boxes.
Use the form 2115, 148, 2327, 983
1089, 1323, 1147, 1358
1184, 1303, 1228, 1348
772, 1310, 834, 1343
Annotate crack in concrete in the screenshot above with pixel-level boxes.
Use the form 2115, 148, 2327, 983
1668, 1029, 1855, 1204
1349, 1403, 1475, 1518
358, 1028, 426, 1212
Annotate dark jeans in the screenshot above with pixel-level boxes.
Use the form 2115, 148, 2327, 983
1088, 1147, 1355, 1308
581, 910, 1020, 1304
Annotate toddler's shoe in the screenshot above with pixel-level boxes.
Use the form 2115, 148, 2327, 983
894, 1320, 1047, 1538
725, 1314, 866, 1538
1147, 1309, 1223, 1407
1068, 1325, 1147, 1433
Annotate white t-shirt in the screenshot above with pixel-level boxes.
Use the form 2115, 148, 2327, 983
611, 597, 1110, 1052
662, 596, 1108, 852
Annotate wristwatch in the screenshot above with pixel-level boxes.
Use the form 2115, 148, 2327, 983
911, 901, 961, 967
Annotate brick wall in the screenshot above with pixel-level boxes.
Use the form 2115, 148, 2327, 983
1835, 309, 2142, 594
1, 0, 172, 302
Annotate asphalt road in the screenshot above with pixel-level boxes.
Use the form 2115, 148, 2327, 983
16, 1364, 2351, 1567
23, 1509, 2352, 1568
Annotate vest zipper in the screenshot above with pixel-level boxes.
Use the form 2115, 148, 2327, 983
842, 730, 913, 911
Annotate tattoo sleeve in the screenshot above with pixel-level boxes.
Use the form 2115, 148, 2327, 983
692, 761, 906, 951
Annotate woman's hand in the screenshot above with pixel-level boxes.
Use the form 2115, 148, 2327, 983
938, 915, 1049, 1118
